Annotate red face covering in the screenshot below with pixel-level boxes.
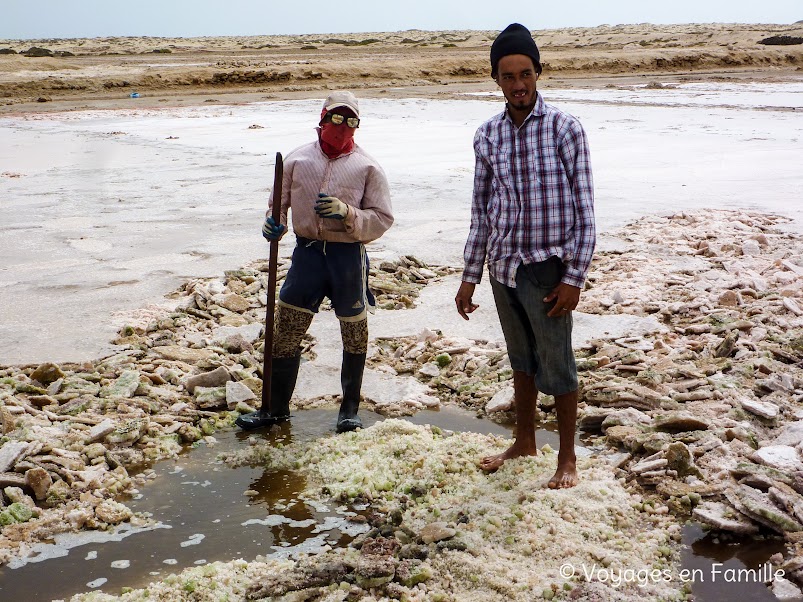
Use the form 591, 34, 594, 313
318, 109, 355, 159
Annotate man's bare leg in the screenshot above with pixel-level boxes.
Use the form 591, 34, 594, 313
480, 371, 538, 472
548, 389, 578, 488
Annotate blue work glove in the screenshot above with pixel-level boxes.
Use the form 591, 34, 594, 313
261, 215, 286, 241
315, 193, 349, 220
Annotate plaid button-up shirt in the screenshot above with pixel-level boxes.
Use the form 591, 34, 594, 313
462, 94, 596, 289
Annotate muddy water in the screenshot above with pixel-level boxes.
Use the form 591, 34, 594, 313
0, 407, 787, 601
680, 524, 786, 602
0, 406, 523, 601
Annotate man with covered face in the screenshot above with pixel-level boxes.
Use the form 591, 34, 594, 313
237, 91, 393, 433
456, 24, 596, 488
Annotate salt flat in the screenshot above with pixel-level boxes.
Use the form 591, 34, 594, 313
1, 82, 801, 365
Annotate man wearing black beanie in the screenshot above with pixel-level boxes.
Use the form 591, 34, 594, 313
490, 22, 542, 78
456, 23, 596, 489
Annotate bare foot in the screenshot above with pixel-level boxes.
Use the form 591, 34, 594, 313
547, 456, 577, 489
479, 444, 537, 473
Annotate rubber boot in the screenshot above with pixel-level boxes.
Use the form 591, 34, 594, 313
235, 355, 300, 430
336, 351, 366, 433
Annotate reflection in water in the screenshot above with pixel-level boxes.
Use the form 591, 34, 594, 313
0, 410, 364, 601
680, 523, 785, 602
0, 407, 786, 602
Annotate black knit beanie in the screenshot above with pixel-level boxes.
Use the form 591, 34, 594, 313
490, 23, 541, 78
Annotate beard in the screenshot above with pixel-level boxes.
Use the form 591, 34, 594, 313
507, 90, 536, 111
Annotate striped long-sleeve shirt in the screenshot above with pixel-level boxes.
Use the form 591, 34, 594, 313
269, 139, 393, 244
462, 93, 596, 289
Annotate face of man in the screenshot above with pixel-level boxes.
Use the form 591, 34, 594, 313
495, 54, 539, 116
319, 107, 358, 146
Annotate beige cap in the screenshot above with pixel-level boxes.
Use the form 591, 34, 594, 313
323, 91, 360, 117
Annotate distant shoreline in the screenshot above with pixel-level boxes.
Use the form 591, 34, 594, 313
2, 21, 803, 44
1, 22, 801, 114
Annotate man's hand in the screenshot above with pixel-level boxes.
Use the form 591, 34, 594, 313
315, 193, 349, 219
544, 282, 581, 317
455, 281, 479, 320
262, 216, 286, 241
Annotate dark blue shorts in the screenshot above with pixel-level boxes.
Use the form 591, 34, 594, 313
490, 256, 578, 396
278, 236, 374, 321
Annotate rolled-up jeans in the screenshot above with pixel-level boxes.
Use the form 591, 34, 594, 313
489, 256, 578, 396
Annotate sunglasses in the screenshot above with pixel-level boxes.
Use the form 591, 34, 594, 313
325, 113, 360, 128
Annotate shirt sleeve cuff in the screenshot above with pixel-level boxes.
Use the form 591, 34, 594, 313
561, 267, 585, 289
461, 268, 483, 285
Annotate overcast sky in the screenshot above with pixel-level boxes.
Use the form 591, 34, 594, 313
2, 0, 801, 40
